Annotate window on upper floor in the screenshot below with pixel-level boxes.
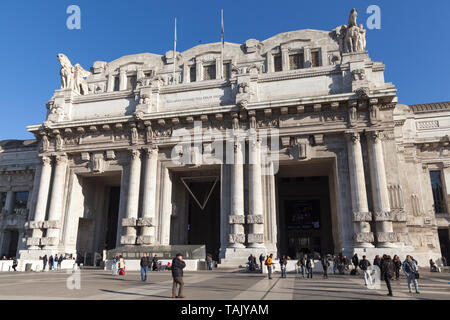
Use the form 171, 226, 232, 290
127, 75, 137, 90
430, 170, 447, 213
203, 65, 216, 81
114, 76, 120, 91
311, 50, 321, 67
13, 191, 28, 213
274, 55, 282, 72
289, 53, 304, 70
190, 66, 196, 82
0, 192, 6, 210
223, 63, 230, 79
144, 71, 153, 78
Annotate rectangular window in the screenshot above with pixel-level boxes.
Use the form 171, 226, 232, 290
430, 171, 446, 213
190, 66, 196, 82
223, 63, 230, 79
144, 71, 152, 78
114, 76, 120, 91
0, 192, 6, 210
203, 65, 216, 81
126, 76, 137, 90
289, 53, 304, 70
13, 191, 28, 213
274, 55, 282, 72
311, 50, 320, 67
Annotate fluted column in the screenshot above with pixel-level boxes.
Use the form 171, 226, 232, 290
160, 166, 172, 245
367, 131, 396, 248
137, 146, 158, 245
28, 156, 52, 249
346, 132, 374, 247
229, 139, 245, 248
43, 154, 68, 248
121, 149, 141, 245
247, 136, 265, 248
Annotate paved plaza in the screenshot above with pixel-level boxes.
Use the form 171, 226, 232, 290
0, 269, 448, 300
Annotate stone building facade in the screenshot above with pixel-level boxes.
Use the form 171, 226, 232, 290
0, 11, 449, 268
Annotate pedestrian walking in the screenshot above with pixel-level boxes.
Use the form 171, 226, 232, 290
265, 254, 274, 280
381, 255, 395, 296
402, 255, 420, 294
43, 255, 48, 271
118, 255, 126, 275
152, 255, 158, 271
358, 255, 372, 286
206, 254, 213, 270
306, 256, 314, 278
352, 253, 359, 273
140, 253, 150, 281
171, 253, 186, 298
53, 254, 58, 270
58, 255, 63, 269
49, 255, 53, 271
393, 255, 402, 280
321, 255, 330, 278
259, 254, 265, 273
111, 255, 118, 275
332, 255, 339, 274
12, 257, 18, 271
280, 255, 288, 278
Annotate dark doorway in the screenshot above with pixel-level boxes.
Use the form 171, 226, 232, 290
185, 178, 221, 260
105, 186, 120, 250
438, 228, 450, 262
4, 230, 19, 258
278, 176, 334, 259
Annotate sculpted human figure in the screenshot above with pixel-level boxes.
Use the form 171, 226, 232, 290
348, 8, 358, 28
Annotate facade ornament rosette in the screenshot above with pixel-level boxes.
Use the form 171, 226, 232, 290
353, 211, 372, 222
229, 215, 245, 224
246, 215, 264, 224
228, 233, 245, 244
354, 232, 374, 244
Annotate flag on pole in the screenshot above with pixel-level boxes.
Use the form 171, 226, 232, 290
173, 18, 177, 85
221, 9, 224, 48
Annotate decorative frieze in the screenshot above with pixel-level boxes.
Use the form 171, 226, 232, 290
42, 220, 61, 229
229, 215, 245, 224
120, 235, 136, 245
27, 221, 44, 229
122, 218, 137, 227
354, 232, 374, 244
26, 237, 41, 246
373, 211, 394, 222
40, 237, 59, 246
136, 235, 154, 245
137, 217, 155, 227
353, 212, 372, 222
248, 233, 264, 243
228, 233, 245, 244
376, 232, 399, 243
246, 215, 264, 224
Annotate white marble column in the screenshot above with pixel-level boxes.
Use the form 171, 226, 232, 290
121, 149, 141, 245
29, 156, 52, 248
367, 131, 396, 248
247, 136, 265, 248
43, 154, 68, 248
160, 166, 172, 245
4, 190, 14, 215
346, 132, 374, 247
138, 146, 158, 245
229, 139, 245, 248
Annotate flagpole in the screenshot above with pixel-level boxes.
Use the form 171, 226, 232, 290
173, 17, 177, 85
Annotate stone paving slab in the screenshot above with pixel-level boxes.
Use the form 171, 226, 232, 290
0, 269, 448, 300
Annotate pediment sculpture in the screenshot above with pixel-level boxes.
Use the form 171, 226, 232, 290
333, 9, 367, 54
57, 53, 91, 95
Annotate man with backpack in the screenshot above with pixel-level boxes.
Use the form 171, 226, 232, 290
381, 255, 395, 297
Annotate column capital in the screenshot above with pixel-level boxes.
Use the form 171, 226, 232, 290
129, 148, 141, 159
144, 145, 158, 157
54, 153, 68, 164
346, 131, 361, 144
367, 130, 384, 143
40, 155, 52, 166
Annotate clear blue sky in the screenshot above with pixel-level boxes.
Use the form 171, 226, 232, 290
0, 0, 449, 140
